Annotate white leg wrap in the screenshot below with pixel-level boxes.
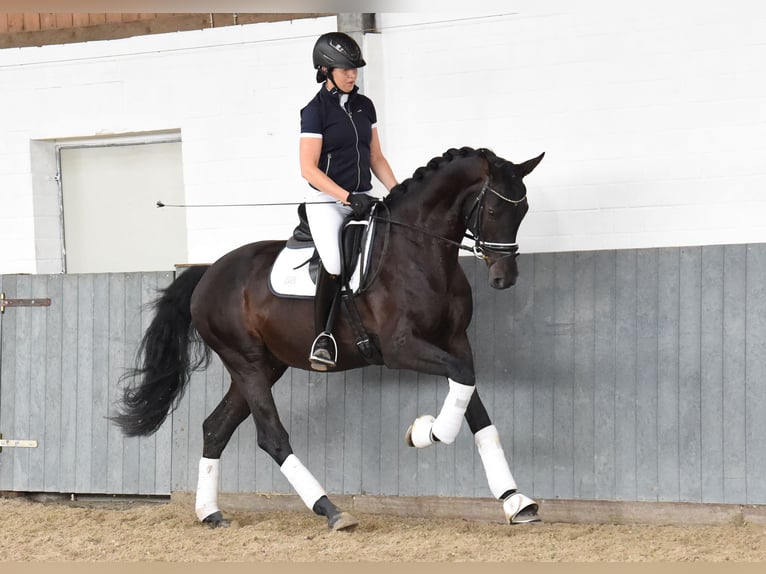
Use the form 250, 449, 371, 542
195, 457, 221, 521
280, 454, 327, 510
431, 379, 475, 445
475, 425, 518, 499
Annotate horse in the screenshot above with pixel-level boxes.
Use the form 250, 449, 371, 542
112, 146, 545, 531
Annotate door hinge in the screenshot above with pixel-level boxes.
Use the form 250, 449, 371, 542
0, 292, 51, 314
0, 433, 39, 453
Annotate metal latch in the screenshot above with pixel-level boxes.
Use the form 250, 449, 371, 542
0, 292, 51, 314
0, 433, 39, 453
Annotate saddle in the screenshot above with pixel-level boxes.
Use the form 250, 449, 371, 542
268, 202, 378, 298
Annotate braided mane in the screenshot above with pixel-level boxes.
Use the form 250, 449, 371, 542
384, 146, 500, 204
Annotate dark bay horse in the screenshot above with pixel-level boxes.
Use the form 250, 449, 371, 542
113, 146, 544, 530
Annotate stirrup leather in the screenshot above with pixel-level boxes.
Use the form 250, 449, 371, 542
309, 332, 338, 369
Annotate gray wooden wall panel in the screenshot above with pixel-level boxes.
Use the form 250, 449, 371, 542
635, 249, 659, 501
679, 248, 702, 502
0, 272, 174, 495
700, 245, 724, 502
573, 251, 596, 500
3, 243, 766, 506
508, 252, 535, 497
723, 245, 748, 502
43, 275, 64, 492
379, 368, 401, 495
746, 245, 766, 499
106, 274, 127, 494
593, 251, 616, 500
657, 249, 680, 501
0, 274, 15, 489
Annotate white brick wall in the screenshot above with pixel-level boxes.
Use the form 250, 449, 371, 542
1, 3, 764, 273
375, 2, 766, 254
0, 16, 337, 273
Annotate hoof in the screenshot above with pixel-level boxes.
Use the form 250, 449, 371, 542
201, 510, 232, 528
503, 493, 541, 525
405, 414, 435, 448
328, 511, 359, 531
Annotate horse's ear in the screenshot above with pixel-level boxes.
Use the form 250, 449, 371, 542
515, 152, 545, 178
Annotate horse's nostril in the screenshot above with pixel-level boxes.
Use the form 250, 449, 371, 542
490, 273, 517, 289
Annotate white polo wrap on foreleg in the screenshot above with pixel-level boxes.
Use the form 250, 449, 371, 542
280, 454, 327, 510
195, 457, 221, 521
431, 379, 475, 445
475, 424, 518, 499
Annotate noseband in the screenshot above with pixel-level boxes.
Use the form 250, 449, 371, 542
464, 179, 526, 261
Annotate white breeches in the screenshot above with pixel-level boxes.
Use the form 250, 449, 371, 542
304, 187, 372, 276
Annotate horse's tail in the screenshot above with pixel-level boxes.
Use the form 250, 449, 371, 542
111, 265, 211, 437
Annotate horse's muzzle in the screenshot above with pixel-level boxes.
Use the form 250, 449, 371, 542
487, 256, 519, 289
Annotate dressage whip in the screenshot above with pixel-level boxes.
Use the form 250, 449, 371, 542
156, 199, 466, 247
156, 200, 335, 208
156, 198, 499, 259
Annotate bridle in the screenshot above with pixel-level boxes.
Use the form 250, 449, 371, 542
463, 179, 527, 261
370, 178, 526, 262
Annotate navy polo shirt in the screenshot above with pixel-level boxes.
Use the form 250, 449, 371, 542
300, 85, 377, 193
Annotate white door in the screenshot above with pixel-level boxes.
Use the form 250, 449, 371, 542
59, 141, 188, 273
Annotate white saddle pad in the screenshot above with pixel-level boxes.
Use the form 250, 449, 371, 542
268, 219, 374, 298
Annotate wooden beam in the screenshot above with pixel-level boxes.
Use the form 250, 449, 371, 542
0, 13, 331, 49
171, 491, 766, 527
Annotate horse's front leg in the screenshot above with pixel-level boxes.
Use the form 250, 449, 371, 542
405, 378, 476, 447
465, 391, 540, 525
394, 337, 477, 448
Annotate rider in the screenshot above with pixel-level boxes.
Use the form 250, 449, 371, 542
300, 31, 398, 371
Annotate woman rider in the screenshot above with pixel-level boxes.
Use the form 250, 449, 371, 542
299, 32, 398, 371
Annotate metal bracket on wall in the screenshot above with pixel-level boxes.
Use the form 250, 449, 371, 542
0, 292, 51, 314
0, 433, 39, 453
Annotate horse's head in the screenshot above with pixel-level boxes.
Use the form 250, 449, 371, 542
468, 152, 544, 289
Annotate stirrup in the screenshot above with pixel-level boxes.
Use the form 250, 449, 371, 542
309, 332, 338, 371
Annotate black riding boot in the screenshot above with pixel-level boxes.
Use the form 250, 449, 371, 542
309, 267, 342, 371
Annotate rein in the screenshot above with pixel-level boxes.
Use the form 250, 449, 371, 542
370, 212, 472, 253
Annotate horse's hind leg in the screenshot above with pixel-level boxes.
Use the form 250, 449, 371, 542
230, 359, 358, 531
464, 390, 540, 525
195, 384, 251, 527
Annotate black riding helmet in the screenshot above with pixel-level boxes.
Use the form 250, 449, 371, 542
313, 32, 366, 84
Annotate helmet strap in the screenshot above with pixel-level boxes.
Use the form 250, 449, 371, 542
326, 68, 353, 95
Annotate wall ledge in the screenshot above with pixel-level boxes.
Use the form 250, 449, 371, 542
171, 491, 766, 527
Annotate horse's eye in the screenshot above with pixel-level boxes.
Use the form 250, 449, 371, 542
487, 208, 496, 217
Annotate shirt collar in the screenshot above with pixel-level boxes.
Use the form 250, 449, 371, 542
321, 84, 359, 101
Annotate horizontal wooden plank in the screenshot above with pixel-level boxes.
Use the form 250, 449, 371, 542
171, 491, 766, 527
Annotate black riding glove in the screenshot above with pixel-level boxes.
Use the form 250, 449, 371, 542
348, 193, 376, 218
